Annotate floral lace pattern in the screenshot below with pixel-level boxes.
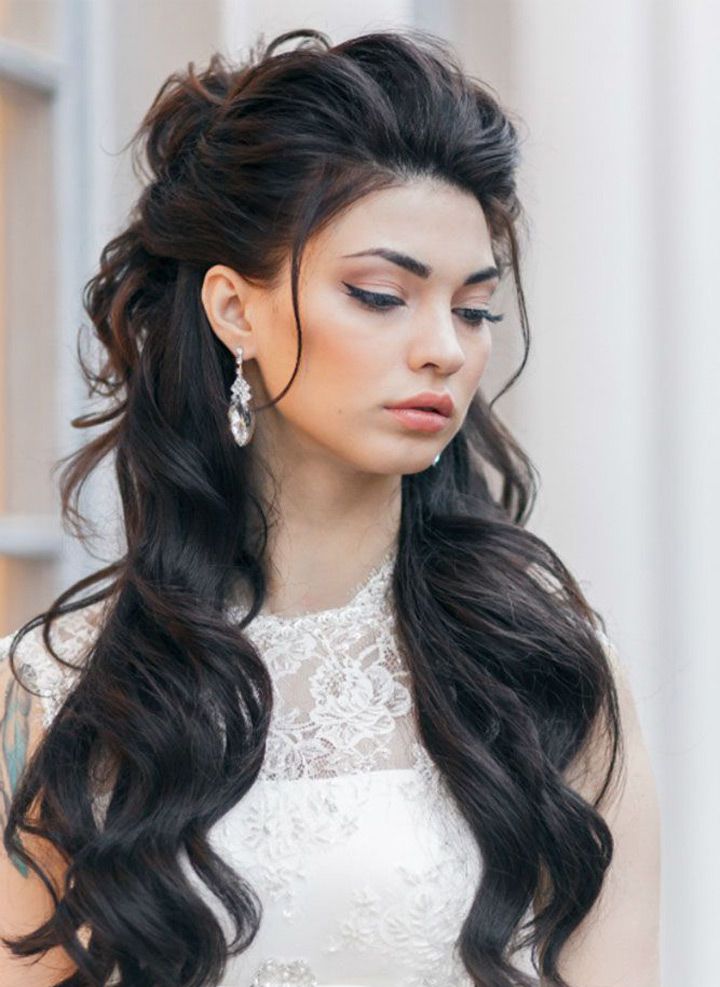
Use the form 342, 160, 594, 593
211, 768, 380, 924
225, 548, 416, 782
0, 605, 105, 730
203, 740, 491, 987
317, 746, 484, 987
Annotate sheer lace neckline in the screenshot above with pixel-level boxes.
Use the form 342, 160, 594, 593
225, 542, 397, 626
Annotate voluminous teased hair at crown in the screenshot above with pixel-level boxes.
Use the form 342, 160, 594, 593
2, 26, 623, 987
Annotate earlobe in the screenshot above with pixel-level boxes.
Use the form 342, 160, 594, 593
201, 264, 257, 359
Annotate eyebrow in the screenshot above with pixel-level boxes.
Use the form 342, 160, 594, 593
340, 247, 502, 286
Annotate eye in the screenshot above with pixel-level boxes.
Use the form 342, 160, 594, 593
453, 307, 505, 327
342, 282, 404, 310
342, 282, 504, 328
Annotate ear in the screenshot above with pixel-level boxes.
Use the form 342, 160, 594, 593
201, 264, 258, 360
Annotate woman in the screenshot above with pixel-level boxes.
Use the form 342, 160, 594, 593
0, 26, 661, 987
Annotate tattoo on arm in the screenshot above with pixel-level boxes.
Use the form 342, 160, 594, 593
1, 673, 31, 877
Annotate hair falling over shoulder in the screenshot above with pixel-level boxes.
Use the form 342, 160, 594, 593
2, 26, 623, 987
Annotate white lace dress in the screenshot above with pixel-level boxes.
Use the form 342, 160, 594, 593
2, 547, 540, 987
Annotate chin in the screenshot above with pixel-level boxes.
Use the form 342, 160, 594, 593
366, 450, 442, 476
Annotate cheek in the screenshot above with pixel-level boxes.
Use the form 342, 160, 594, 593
453, 332, 492, 407
257, 299, 378, 421
297, 296, 386, 388
467, 327, 493, 377
309, 322, 381, 374
250, 297, 302, 396
253, 293, 355, 396
300, 326, 380, 423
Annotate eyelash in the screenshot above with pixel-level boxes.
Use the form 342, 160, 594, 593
341, 282, 504, 327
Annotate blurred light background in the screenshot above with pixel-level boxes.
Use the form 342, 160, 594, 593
0, 1, 717, 983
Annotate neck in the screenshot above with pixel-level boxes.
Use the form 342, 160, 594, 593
244, 445, 402, 618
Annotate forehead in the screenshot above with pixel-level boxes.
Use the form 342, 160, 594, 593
306, 179, 496, 271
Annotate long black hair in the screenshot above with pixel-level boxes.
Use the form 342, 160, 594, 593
2, 26, 623, 987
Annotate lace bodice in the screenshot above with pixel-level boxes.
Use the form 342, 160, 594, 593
224, 544, 418, 783
0, 551, 556, 986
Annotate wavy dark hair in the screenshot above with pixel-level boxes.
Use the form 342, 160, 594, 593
2, 26, 624, 987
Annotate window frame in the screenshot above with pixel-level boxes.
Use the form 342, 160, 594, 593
0, 0, 92, 601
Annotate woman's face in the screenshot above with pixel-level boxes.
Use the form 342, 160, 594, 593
204, 178, 502, 478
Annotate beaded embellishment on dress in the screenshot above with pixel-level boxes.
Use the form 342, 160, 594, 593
249, 957, 318, 987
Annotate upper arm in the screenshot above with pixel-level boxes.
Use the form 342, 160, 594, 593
535, 639, 662, 987
0, 635, 79, 986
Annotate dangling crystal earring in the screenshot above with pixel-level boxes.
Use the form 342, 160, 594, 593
432, 451, 442, 467
228, 345, 256, 447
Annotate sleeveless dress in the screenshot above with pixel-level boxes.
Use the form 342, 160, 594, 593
2, 546, 545, 987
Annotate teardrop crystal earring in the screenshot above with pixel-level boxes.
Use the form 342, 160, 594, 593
228, 345, 256, 447
432, 451, 442, 467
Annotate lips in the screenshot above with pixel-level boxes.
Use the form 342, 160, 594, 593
386, 391, 454, 417
385, 407, 449, 433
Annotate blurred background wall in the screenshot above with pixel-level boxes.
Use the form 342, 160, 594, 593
1, 1, 717, 983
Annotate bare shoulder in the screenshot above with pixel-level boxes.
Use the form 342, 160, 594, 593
563, 628, 643, 809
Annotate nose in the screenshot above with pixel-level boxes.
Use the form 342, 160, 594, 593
407, 306, 466, 375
